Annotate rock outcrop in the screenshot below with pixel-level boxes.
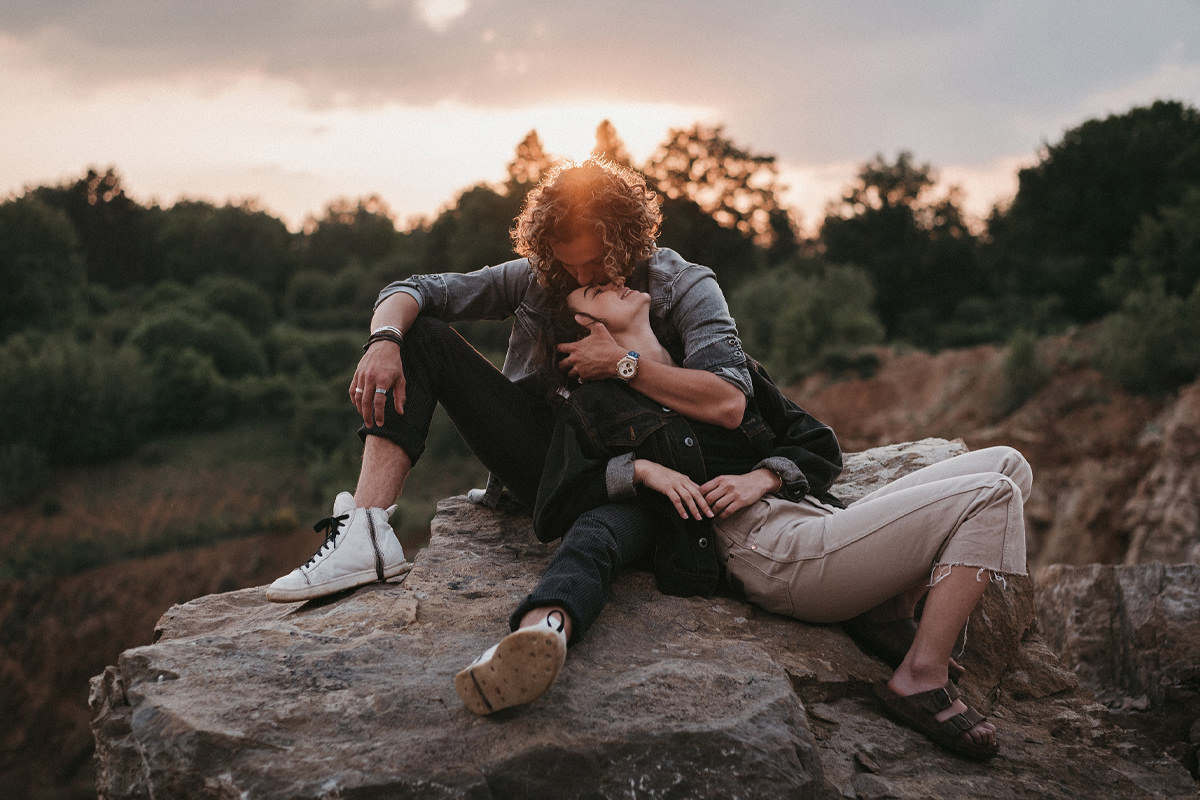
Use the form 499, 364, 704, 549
1121, 381, 1200, 566
1035, 562, 1200, 774
90, 439, 1197, 799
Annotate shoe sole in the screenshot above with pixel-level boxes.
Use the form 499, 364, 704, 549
454, 627, 567, 715
265, 561, 412, 603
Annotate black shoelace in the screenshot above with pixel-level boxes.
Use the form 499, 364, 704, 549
304, 512, 350, 567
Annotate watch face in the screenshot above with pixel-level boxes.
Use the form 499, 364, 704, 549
617, 359, 636, 379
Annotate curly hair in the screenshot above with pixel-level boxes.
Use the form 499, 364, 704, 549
511, 156, 661, 296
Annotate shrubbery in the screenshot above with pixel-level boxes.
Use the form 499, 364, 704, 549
0, 334, 151, 466
997, 330, 1050, 415
1094, 282, 1200, 396
731, 261, 884, 382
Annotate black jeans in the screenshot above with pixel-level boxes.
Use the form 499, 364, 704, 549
362, 317, 656, 641
360, 317, 553, 508
511, 501, 655, 643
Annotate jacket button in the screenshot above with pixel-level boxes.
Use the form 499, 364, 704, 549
684, 437, 694, 447
698, 537, 709, 548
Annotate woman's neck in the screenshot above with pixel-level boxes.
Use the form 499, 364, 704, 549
612, 327, 675, 367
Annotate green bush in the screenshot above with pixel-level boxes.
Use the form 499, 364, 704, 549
0, 334, 152, 463
282, 266, 376, 330
730, 261, 885, 381
1095, 281, 1200, 396
0, 196, 86, 337
127, 308, 268, 378
266, 325, 362, 377
147, 347, 233, 431
0, 443, 50, 508
997, 329, 1050, 415
199, 275, 275, 335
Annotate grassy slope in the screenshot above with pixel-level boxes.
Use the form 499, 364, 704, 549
2, 415, 488, 581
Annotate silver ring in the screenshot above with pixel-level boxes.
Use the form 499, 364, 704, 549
355, 388, 363, 393
374, 388, 387, 395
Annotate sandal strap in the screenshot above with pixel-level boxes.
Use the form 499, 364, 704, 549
941, 704, 987, 734
906, 680, 961, 715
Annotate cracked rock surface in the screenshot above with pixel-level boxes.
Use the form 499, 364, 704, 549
90, 439, 1197, 799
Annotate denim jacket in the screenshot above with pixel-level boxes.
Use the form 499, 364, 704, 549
534, 359, 844, 598
375, 248, 753, 395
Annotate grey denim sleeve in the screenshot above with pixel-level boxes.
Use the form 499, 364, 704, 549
374, 258, 533, 321
605, 452, 638, 500
754, 455, 808, 502
663, 264, 753, 395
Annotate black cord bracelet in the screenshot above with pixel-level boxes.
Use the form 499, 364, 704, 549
363, 331, 405, 352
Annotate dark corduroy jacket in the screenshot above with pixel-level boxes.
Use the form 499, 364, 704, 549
534, 358, 844, 598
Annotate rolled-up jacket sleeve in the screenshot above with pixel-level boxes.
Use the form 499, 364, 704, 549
661, 263, 753, 395
375, 258, 534, 321
747, 359, 843, 501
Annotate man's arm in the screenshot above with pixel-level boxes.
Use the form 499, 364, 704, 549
560, 318, 747, 428
351, 292, 420, 427
353, 259, 535, 426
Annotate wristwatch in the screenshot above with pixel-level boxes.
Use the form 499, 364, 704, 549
615, 351, 640, 382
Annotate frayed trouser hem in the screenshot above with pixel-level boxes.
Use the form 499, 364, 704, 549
929, 562, 1027, 589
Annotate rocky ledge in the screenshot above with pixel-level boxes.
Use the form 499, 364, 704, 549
90, 439, 1198, 799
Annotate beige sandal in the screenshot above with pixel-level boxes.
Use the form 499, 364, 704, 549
455, 611, 568, 715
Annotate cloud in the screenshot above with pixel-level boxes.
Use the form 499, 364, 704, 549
413, 0, 470, 32
4, 1, 1197, 146
3, 0, 1199, 225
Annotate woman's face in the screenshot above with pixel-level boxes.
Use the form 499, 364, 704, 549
567, 282, 651, 334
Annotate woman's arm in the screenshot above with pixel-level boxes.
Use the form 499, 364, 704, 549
534, 408, 714, 544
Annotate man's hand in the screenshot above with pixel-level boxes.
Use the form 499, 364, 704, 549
350, 341, 406, 427
557, 316, 626, 382
701, 469, 780, 518
633, 459, 713, 520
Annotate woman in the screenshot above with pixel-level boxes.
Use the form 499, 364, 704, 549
456, 282, 1030, 761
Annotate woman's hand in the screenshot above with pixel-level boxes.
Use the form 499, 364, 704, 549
633, 459, 713, 520
701, 468, 780, 519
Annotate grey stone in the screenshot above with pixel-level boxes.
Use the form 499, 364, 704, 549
1035, 561, 1200, 774
90, 440, 1198, 799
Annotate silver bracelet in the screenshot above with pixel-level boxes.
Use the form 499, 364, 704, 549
371, 325, 404, 340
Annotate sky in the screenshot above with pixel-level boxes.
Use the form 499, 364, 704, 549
2, 1, 1199, 234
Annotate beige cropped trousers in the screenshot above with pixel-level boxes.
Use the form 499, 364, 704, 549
713, 446, 1031, 623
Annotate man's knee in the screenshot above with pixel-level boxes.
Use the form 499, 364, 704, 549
404, 315, 455, 350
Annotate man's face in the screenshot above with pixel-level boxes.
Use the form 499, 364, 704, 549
551, 230, 611, 287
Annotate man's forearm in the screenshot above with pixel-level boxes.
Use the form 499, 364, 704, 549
627, 358, 746, 429
370, 291, 421, 334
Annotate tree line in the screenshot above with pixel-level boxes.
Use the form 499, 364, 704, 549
2, 100, 1199, 507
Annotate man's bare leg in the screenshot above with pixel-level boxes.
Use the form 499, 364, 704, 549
354, 435, 414, 509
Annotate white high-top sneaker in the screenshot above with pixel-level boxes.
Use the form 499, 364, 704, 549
454, 611, 568, 715
266, 492, 411, 603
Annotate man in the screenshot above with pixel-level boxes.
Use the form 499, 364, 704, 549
266, 159, 752, 668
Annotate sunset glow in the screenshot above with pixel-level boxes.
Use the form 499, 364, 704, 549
2, 3, 1197, 232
